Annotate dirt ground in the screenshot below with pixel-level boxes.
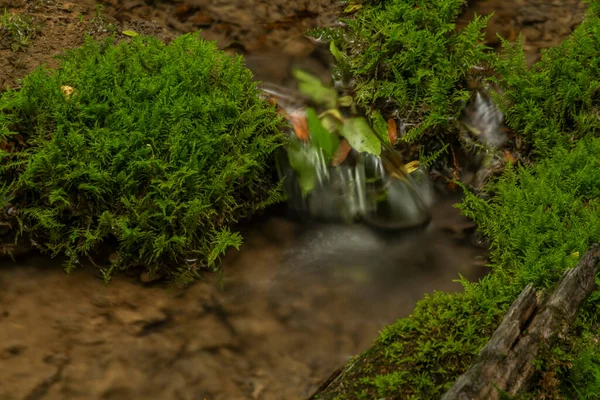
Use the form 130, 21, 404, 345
0, 1, 587, 399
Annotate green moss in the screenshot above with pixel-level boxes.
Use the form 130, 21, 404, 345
0, 33, 285, 285
492, 1, 600, 158
311, 0, 492, 143
314, 1, 600, 399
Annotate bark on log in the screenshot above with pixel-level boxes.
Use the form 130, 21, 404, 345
441, 243, 600, 400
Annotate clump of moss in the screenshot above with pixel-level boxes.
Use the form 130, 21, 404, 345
491, 1, 600, 159
313, 2, 600, 399
311, 0, 492, 143
0, 33, 285, 285
0, 9, 42, 51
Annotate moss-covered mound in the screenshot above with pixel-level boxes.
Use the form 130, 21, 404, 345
315, 0, 491, 143
313, 1, 600, 399
0, 33, 284, 284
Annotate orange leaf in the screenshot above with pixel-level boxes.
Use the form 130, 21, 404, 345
387, 118, 397, 144
504, 149, 515, 164
332, 138, 351, 166
286, 109, 310, 142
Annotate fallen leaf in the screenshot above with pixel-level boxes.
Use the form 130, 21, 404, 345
122, 30, 139, 37
504, 149, 515, 163
387, 118, 397, 144
61, 85, 75, 98
286, 109, 310, 142
344, 3, 363, 13
341, 117, 381, 156
332, 138, 351, 166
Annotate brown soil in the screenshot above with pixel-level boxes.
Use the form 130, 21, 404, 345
0, 1, 586, 399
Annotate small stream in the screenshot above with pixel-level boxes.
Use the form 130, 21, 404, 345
0, 196, 487, 400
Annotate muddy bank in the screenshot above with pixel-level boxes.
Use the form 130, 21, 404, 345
1, 198, 487, 400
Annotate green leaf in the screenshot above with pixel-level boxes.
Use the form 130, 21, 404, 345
330, 40, 344, 62
306, 107, 340, 160
292, 69, 337, 109
370, 110, 391, 145
321, 113, 343, 135
286, 140, 319, 197
343, 3, 363, 13
338, 95, 353, 107
341, 117, 381, 156
122, 30, 139, 37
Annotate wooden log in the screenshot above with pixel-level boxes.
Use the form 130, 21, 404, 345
441, 243, 600, 400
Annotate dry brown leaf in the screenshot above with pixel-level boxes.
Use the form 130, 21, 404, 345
331, 138, 351, 166
387, 118, 397, 144
504, 149, 515, 164
286, 109, 310, 142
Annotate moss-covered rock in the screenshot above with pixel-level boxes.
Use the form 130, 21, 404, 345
0, 33, 285, 284
312, 1, 600, 399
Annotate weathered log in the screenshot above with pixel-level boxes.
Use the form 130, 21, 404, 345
441, 243, 600, 400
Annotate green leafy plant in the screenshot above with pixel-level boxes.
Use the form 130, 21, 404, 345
0, 33, 285, 285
